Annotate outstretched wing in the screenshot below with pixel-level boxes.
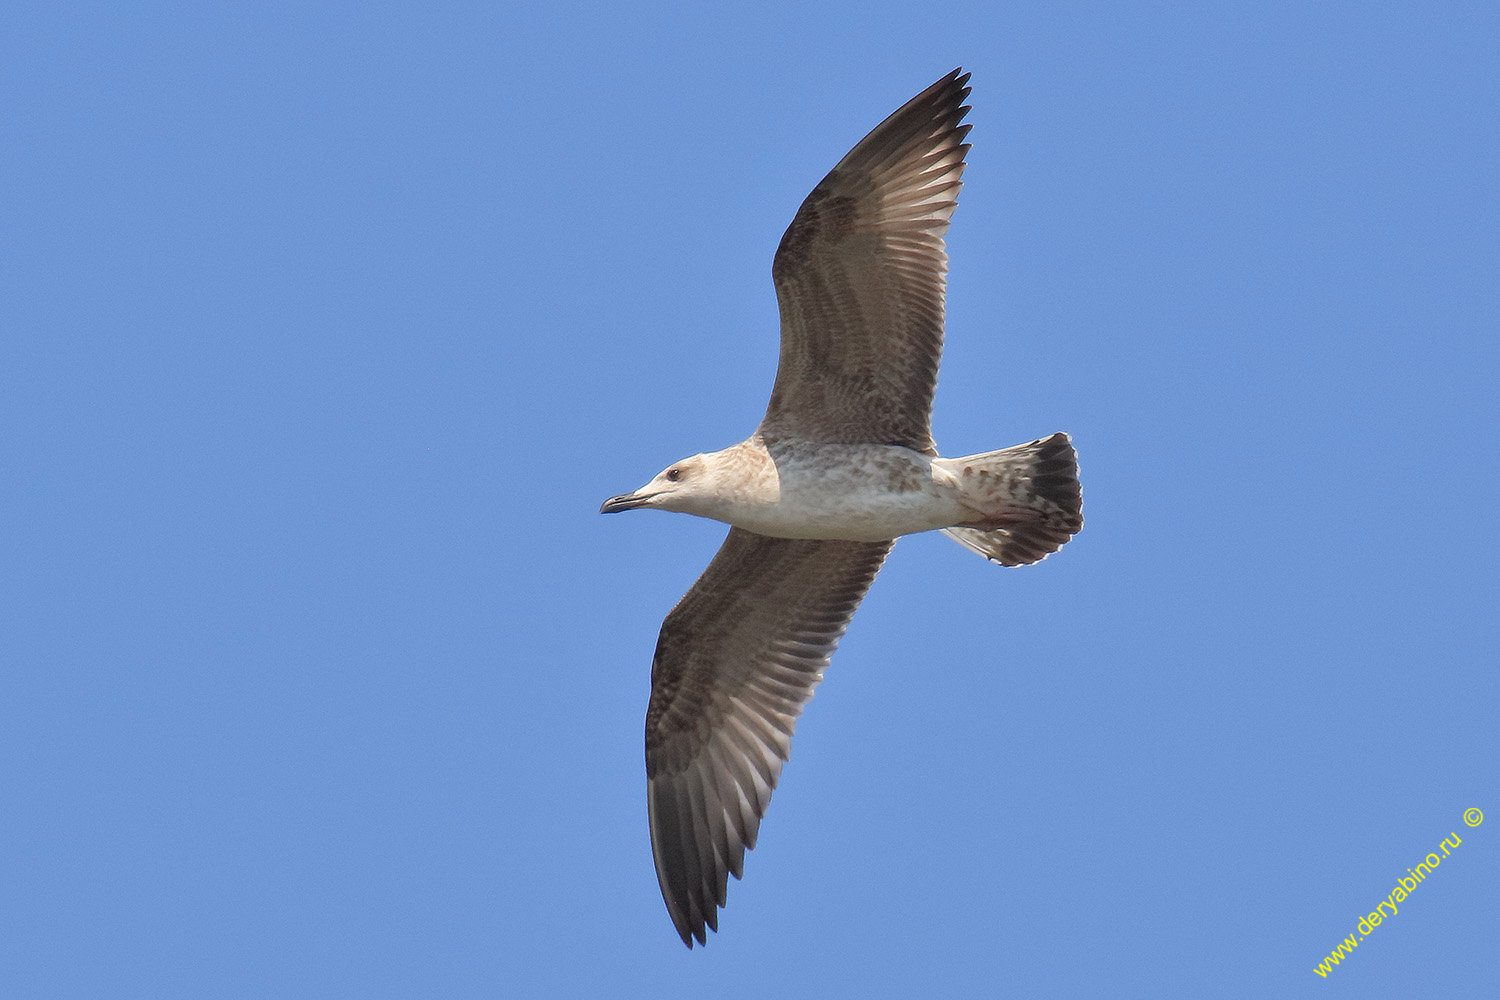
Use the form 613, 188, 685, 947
761, 68, 972, 454
645, 528, 893, 947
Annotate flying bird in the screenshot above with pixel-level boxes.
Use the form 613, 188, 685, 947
601, 68, 1083, 948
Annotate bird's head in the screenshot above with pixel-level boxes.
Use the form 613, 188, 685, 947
600, 454, 716, 516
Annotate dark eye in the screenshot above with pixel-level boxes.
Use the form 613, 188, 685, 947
666, 467, 682, 482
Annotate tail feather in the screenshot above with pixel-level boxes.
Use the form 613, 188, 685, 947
938, 432, 1082, 567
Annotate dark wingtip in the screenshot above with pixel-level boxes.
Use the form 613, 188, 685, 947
667, 902, 706, 949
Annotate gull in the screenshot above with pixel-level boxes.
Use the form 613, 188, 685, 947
600, 68, 1083, 948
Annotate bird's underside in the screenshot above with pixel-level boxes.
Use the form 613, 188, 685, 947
604, 68, 1084, 948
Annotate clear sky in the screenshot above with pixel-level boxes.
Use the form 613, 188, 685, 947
5, 2, 1497, 997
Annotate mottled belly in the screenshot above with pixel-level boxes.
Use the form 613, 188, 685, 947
724, 445, 971, 542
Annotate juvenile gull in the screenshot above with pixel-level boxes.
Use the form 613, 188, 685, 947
601, 68, 1083, 948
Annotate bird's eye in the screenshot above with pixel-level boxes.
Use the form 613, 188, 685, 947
666, 467, 682, 482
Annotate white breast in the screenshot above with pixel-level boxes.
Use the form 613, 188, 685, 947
720, 444, 971, 542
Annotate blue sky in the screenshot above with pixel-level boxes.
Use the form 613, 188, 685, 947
4, 2, 1497, 996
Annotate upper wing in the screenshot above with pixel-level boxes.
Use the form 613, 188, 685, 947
644, 528, 894, 947
761, 69, 972, 454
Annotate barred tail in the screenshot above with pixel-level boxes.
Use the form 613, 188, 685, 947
937, 432, 1083, 567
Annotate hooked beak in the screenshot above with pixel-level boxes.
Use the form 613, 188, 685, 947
599, 491, 657, 514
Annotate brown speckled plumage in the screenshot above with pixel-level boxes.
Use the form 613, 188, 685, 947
763, 71, 970, 455
603, 69, 1083, 948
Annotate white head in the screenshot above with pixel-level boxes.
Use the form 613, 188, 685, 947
599, 454, 722, 518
